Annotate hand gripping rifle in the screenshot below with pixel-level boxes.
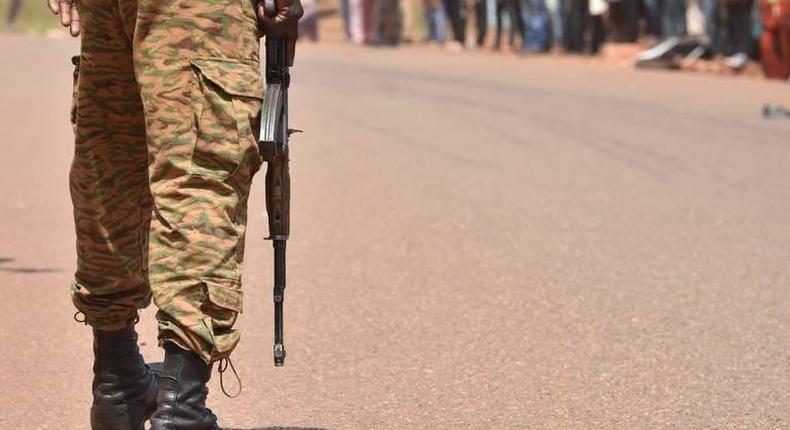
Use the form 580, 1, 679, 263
259, 0, 293, 367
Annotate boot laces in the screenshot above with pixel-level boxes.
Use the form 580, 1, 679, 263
218, 357, 242, 398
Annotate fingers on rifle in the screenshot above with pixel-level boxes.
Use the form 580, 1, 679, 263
255, 2, 282, 29
293, 3, 304, 20
256, 3, 267, 23
70, 3, 80, 36
257, 13, 278, 37
47, 0, 59, 15
255, 3, 266, 37
58, 0, 71, 26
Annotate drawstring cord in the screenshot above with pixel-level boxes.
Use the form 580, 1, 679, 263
73, 311, 86, 324
218, 357, 242, 398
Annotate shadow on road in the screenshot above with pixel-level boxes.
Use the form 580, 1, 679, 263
224, 427, 330, 430
0, 267, 62, 273
0, 257, 61, 274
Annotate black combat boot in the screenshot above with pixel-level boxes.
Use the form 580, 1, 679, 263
149, 342, 220, 430
91, 326, 160, 430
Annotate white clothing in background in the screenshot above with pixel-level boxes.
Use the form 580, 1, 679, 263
686, 0, 705, 36
349, 0, 366, 43
589, 0, 608, 16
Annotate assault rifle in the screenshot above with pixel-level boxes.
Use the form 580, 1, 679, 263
259, 0, 292, 367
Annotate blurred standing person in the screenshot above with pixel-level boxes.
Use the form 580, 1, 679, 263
365, 0, 377, 42
758, 0, 790, 78
563, 0, 603, 52
588, 0, 607, 52
493, 0, 508, 49
350, 0, 367, 42
494, 0, 525, 49
608, 0, 639, 42
724, 0, 754, 67
444, 0, 468, 48
473, 0, 489, 46
5, 0, 22, 29
523, 0, 552, 51
424, 0, 448, 41
699, 0, 721, 50
341, 0, 352, 39
663, 0, 687, 37
643, 0, 665, 39
374, 0, 403, 44
299, 0, 320, 41
564, 0, 588, 50
401, 0, 422, 42
546, 0, 564, 48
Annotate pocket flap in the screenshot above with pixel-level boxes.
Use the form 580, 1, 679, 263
203, 279, 243, 312
191, 59, 264, 100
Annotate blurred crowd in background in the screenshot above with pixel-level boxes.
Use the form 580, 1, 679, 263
298, 0, 789, 79
3, 0, 787, 80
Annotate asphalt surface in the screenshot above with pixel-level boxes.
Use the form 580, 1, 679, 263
0, 34, 789, 429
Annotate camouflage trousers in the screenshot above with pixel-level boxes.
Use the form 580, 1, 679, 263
69, 0, 263, 363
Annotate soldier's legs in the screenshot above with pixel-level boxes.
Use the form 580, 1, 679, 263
133, 0, 263, 364
70, 0, 151, 330
71, 1, 160, 429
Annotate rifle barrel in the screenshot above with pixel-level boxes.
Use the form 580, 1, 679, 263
273, 239, 287, 366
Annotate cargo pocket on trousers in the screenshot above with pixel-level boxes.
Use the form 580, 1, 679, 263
201, 279, 243, 329
189, 59, 264, 181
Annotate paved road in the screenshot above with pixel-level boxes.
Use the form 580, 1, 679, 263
1, 35, 789, 429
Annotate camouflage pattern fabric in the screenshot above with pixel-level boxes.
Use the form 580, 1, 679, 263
69, 0, 263, 363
